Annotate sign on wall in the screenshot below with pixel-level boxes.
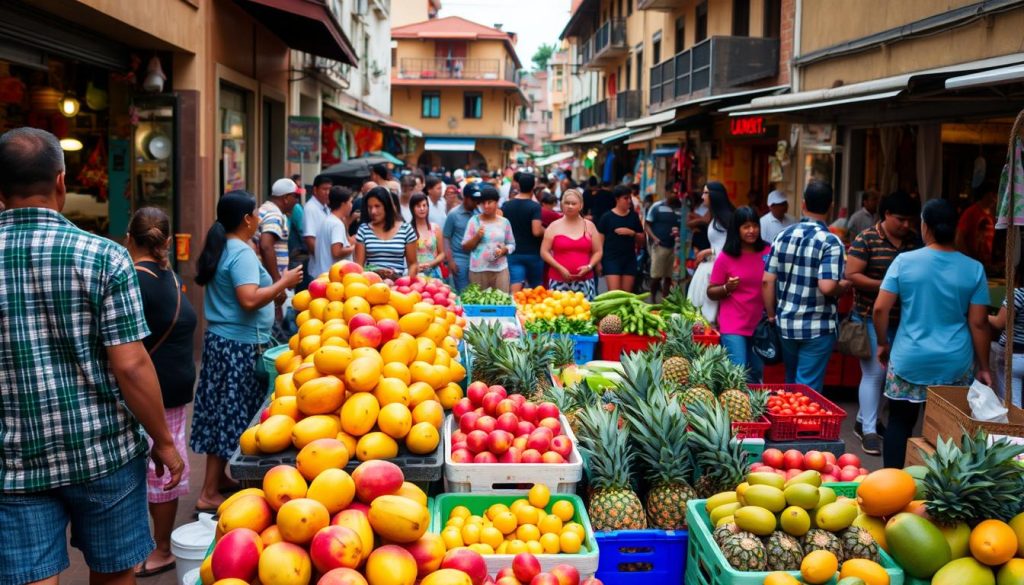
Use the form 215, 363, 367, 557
287, 116, 321, 164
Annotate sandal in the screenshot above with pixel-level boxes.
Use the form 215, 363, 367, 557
135, 559, 176, 578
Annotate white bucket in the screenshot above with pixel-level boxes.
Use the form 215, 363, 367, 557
181, 567, 200, 585
171, 514, 216, 585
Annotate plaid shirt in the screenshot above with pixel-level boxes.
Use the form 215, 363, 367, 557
0, 208, 149, 492
766, 218, 845, 340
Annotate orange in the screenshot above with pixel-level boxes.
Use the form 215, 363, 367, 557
492, 511, 518, 535
341, 272, 369, 287
514, 505, 540, 526
516, 524, 540, 542
763, 573, 801, 585
446, 516, 465, 529
450, 505, 471, 519
411, 400, 444, 428
856, 469, 917, 517
505, 540, 528, 555
345, 282, 369, 300
800, 550, 839, 584
558, 530, 582, 554
970, 519, 1018, 566
461, 523, 481, 545
486, 503, 510, 520
538, 514, 563, 535
540, 532, 561, 554
562, 522, 585, 542
404, 422, 440, 455
528, 484, 551, 509
440, 527, 463, 549
377, 403, 413, 439
480, 526, 504, 549
526, 540, 544, 555
551, 500, 575, 522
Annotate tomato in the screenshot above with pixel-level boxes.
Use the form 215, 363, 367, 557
780, 408, 793, 416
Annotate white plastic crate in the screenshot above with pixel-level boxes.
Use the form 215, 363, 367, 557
443, 414, 583, 493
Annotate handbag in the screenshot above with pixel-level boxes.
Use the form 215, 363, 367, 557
752, 317, 784, 365
836, 314, 873, 359
135, 264, 181, 355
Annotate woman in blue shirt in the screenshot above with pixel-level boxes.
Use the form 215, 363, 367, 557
874, 198, 991, 468
190, 190, 302, 512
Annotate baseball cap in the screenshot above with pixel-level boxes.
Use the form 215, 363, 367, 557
453, 169, 466, 181
767, 190, 788, 206
463, 182, 483, 200
271, 178, 299, 197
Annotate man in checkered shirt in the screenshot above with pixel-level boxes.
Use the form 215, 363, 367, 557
762, 181, 851, 391
0, 128, 184, 584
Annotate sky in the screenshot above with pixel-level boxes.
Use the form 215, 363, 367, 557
438, 0, 572, 70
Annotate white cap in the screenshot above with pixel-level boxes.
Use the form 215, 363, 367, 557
767, 190, 787, 206
271, 178, 299, 197
453, 169, 466, 180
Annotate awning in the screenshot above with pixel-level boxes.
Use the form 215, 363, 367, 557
623, 126, 662, 145
626, 109, 676, 128
236, 0, 357, 65
946, 63, 1024, 90
533, 151, 575, 166
380, 120, 423, 138
652, 146, 678, 157
326, 105, 423, 137
569, 126, 630, 144
424, 137, 477, 152
361, 151, 405, 166
601, 127, 637, 144
726, 90, 902, 117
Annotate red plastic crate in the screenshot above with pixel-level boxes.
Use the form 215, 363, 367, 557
693, 329, 721, 346
749, 384, 847, 441
598, 332, 664, 361
731, 416, 771, 439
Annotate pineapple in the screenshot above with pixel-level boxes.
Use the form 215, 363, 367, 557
713, 523, 744, 545
685, 399, 751, 497
719, 391, 753, 423
660, 315, 701, 386
765, 531, 804, 571
923, 429, 1024, 525
598, 315, 623, 334
576, 404, 648, 531
839, 526, 879, 562
543, 381, 597, 435
720, 533, 767, 571
747, 387, 769, 420
679, 385, 716, 407
551, 335, 577, 367
801, 529, 844, 563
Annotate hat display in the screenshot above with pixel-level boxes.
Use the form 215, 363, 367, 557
767, 190, 788, 206
271, 178, 299, 197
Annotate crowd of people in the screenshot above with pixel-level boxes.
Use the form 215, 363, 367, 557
0, 125, 1011, 583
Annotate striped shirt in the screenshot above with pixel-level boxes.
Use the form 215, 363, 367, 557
0, 208, 150, 491
848, 223, 921, 320
356, 222, 416, 274
766, 219, 846, 340
258, 201, 289, 275
999, 288, 1024, 348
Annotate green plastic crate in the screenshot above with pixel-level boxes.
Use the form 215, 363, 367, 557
262, 344, 289, 394
822, 481, 859, 499
685, 499, 904, 585
431, 492, 599, 577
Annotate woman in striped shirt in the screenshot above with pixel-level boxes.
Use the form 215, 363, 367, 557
354, 186, 418, 279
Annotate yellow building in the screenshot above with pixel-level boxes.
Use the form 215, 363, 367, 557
390, 16, 528, 172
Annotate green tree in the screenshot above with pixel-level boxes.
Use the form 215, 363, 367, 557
532, 43, 557, 71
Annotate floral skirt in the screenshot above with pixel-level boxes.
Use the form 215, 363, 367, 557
189, 332, 268, 459
548, 278, 597, 301
884, 366, 973, 403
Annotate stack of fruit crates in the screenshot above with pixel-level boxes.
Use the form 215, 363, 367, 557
751, 385, 847, 442
593, 529, 688, 585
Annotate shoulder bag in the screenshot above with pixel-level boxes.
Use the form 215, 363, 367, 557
135, 264, 182, 355
836, 313, 872, 359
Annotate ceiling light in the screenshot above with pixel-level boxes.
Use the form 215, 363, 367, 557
60, 138, 83, 151
60, 92, 80, 117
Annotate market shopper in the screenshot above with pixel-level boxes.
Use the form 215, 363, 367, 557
127, 207, 199, 578
956, 182, 998, 269
354, 186, 418, 279
846, 189, 880, 242
309, 186, 354, 278
425, 176, 449, 226
762, 180, 850, 391
845, 192, 922, 455
597, 185, 644, 293
687, 182, 735, 325
443, 183, 481, 293
444, 183, 461, 212
989, 274, 1024, 407
462, 185, 516, 291
541, 188, 604, 299
192, 190, 302, 512
0, 128, 184, 585
302, 174, 334, 261
410, 193, 445, 279
708, 206, 771, 382
258, 177, 300, 339
875, 198, 991, 468
540, 191, 563, 227
502, 172, 546, 291
759, 190, 796, 244
645, 185, 684, 302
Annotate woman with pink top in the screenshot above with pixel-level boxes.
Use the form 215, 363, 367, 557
540, 189, 604, 299
707, 206, 771, 382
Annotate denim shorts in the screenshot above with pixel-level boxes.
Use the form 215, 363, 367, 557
508, 254, 546, 287
0, 454, 153, 583
601, 254, 638, 276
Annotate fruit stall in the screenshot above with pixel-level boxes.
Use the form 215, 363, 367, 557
191, 263, 1024, 585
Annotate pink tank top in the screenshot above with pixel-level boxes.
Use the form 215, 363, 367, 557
549, 230, 593, 282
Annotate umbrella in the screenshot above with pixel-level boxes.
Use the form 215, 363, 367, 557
322, 158, 372, 180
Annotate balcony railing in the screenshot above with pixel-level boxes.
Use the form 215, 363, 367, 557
637, 0, 677, 9
615, 90, 643, 123
580, 17, 627, 69
649, 36, 779, 109
397, 58, 513, 82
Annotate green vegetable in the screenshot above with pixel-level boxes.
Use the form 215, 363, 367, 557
459, 284, 513, 305
523, 316, 597, 335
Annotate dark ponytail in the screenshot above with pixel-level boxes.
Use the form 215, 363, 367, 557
921, 198, 958, 245
196, 190, 256, 286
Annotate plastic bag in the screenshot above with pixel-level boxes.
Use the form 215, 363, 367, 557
968, 378, 1009, 423
752, 317, 784, 365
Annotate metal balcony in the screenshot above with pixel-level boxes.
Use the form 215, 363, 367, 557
615, 90, 643, 123
581, 18, 628, 70
397, 57, 505, 81
637, 0, 679, 10
649, 36, 779, 109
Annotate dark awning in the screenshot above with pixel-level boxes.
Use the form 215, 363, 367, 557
236, 0, 357, 65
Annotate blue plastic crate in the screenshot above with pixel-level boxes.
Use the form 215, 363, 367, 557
462, 304, 516, 317
567, 333, 598, 363
595, 529, 687, 585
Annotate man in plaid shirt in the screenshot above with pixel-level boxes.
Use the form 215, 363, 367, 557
762, 181, 851, 391
0, 128, 184, 584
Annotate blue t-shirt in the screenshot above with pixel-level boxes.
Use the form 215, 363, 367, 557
443, 206, 479, 260
205, 238, 274, 344
881, 248, 988, 385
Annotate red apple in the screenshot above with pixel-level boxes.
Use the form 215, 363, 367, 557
260, 408, 271, 423
496, 568, 516, 581
397, 286, 411, 294
422, 297, 435, 305
761, 448, 784, 468
803, 451, 826, 472
496, 578, 521, 585
348, 313, 376, 330
837, 453, 861, 468
451, 448, 473, 463
496, 399, 518, 416
487, 430, 513, 455
536, 401, 560, 421
376, 319, 400, 342
475, 416, 497, 434
541, 451, 565, 464
519, 402, 538, 423
308, 279, 328, 298
430, 293, 446, 305
516, 421, 536, 437
349, 325, 382, 349
496, 412, 520, 434
454, 305, 464, 316
441, 549, 489, 585
550, 435, 572, 459
474, 452, 498, 463
460, 412, 481, 434
498, 446, 522, 463
394, 276, 412, 287
822, 463, 837, 476
782, 449, 804, 470
858, 467, 870, 476
453, 398, 474, 419
451, 441, 467, 452
527, 431, 551, 453
521, 449, 543, 463
822, 451, 837, 466
451, 430, 467, 445
750, 464, 775, 474
512, 436, 528, 451
508, 394, 527, 408
580, 579, 604, 585
538, 417, 562, 434
512, 552, 542, 583
550, 564, 580, 585
531, 574, 560, 585
482, 393, 503, 416
467, 382, 489, 405
839, 465, 860, 481
488, 385, 508, 399
821, 474, 837, 483
466, 430, 488, 454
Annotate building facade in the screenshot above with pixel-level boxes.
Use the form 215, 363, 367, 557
390, 16, 528, 172
518, 72, 553, 155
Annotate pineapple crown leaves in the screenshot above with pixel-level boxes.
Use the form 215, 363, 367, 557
685, 398, 751, 486
662, 315, 701, 361
923, 428, 1024, 524
620, 392, 695, 486
746, 387, 769, 420
614, 350, 665, 407
577, 404, 638, 491
551, 335, 577, 368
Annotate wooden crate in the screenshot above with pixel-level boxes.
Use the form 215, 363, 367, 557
923, 386, 1024, 446
904, 437, 935, 467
